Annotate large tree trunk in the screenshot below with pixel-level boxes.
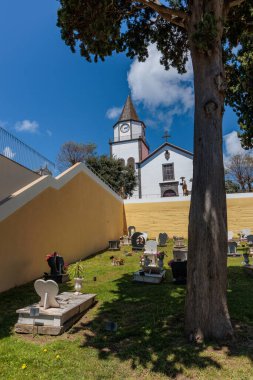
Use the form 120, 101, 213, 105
185, 0, 233, 341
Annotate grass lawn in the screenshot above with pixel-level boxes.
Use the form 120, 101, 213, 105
1, 241, 253, 380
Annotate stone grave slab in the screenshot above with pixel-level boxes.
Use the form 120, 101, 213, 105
133, 270, 166, 284
15, 292, 96, 335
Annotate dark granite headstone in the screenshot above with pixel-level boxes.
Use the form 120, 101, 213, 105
44, 252, 69, 283
171, 261, 187, 284
131, 232, 146, 250
158, 233, 168, 247
128, 225, 136, 237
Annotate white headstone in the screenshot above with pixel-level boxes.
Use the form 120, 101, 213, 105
144, 240, 158, 254
241, 229, 251, 237
34, 279, 60, 309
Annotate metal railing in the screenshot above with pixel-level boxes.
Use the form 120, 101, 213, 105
0, 126, 55, 173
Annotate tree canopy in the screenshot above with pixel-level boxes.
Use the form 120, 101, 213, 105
57, 0, 253, 148
226, 153, 253, 191
86, 155, 137, 197
57, 141, 96, 171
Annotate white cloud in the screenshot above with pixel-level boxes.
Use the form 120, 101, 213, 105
15, 119, 39, 133
46, 129, 52, 137
106, 107, 122, 120
3, 146, 15, 159
128, 44, 194, 113
223, 131, 246, 158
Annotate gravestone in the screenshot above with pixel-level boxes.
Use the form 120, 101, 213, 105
241, 228, 251, 238
171, 261, 187, 285
34, 279, 60, 309
158, 233, 168, 247
128, 225, 136, 237
173, 248, 188, 262
227, 241, 239, 256
144, 240, 158, 254
44, 252, 69, 283
173, 237, 185, 248
132, 232, 146, 250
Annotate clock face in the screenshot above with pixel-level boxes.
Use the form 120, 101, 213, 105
120, 123, 130, 133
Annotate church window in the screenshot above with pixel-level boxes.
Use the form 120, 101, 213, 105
127, 157, 135, 168
162, 163, 174, 181
119, 158, 125, 166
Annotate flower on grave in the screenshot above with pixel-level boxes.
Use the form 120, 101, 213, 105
43, 348, 47, 353
21, 364, 27, 370
45, 252, 56, 261
156, 251, 166, 260
56, 354, 60, 360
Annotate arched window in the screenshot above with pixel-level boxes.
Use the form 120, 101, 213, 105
127, 157, 135, 168
118, 158, 125, 166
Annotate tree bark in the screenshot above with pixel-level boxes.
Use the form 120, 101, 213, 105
185, 0, 233, 341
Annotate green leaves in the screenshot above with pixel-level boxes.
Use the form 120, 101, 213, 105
57, 0, 253, 148
86, 155, 137, 197
57, 0, 189, 71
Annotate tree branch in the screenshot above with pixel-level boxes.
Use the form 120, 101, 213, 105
132, 0, 188, 28
225, 0, 245, 8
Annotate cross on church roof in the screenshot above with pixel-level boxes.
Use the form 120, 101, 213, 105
162, 131, 171, 142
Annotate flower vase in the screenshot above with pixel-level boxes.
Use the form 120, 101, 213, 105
74, 277, 83, 295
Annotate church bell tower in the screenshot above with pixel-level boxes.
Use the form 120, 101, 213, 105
109, 95, 149, 167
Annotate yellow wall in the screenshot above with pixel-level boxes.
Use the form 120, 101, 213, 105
125, 200, 191, 238
124, 196, 253, 238
227, 197, 253, 234
0, 170, 123, 292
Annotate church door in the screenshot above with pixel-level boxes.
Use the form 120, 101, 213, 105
163, 189, 177, 197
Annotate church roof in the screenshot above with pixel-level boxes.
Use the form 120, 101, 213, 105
118, 95, 139, 121
137, 142, 193, 166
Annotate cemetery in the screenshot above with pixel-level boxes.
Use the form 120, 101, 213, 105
0, 162, 253, 379
1, 236, 253, 379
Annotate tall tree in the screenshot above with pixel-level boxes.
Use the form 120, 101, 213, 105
226, 154, 253, 191
57, 141, 96, 171
87, 155, 137, 197
57, 0, 253, 341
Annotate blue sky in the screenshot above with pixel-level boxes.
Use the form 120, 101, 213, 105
0, 0, 241, 167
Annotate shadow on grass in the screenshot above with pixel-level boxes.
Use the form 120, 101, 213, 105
71, 266, 253, 378
73, 271, 217, 378
1, 263, 253, 378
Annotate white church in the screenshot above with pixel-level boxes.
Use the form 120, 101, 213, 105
110, 96, 193, 199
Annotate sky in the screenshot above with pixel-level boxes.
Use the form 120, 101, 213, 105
0, 0, 245, 170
